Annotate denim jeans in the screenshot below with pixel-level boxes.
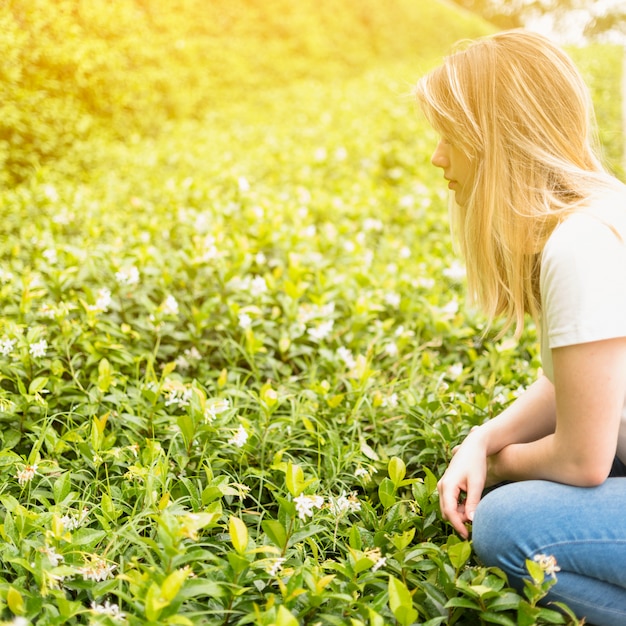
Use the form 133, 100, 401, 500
472, 458, 626, 626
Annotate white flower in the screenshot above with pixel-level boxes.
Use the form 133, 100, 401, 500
399, 246, 411, 259
416, 277, 435, 289
447, 363, 464, 380
441, 300, 459, 317
382, 393, 398, 409
238, 312, 252, 330
205, 398, 230, 422
384, 292, 401, 308
329, 492, 361, 516
90, 600, 127, 622
238, 176, 250, 193
355, 467, 369, 479
228, 425, 248, 448
17, 464, 38, 486
39, 303, 56, 318
363, 218, 384, 232
29, 339, 48, 358
40, 545, 64, 567
307, 320, 334, 341
162, 295, 179, 316
77, 555, 117, 582
533, 553, 561, 576
372, 556, 387, 572
250, 276, 267, 296
293, 494, 324, 520
336, 347, 356, 369
443, 260, 466, 282
0, 338, 16, 356
96, 288, 112, 311
384, 342, 398, 357
60, 507, 90, 531
265, 557, 286, 576
115, 266, 140, 286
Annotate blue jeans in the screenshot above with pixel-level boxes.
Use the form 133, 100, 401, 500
472, 459, 626, 626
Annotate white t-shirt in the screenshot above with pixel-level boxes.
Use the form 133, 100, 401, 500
540, 188, 626, 462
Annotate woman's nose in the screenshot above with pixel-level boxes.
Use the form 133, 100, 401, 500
431, 140, 449, 169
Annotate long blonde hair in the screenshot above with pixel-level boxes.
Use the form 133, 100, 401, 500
415, 29, 618, 337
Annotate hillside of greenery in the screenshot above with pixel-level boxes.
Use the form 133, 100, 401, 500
0, 0, 622, 624
1, 0, 492, 187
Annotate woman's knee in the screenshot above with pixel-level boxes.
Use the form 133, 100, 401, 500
472, 483, 536, 582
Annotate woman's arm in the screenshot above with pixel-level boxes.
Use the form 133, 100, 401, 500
489, 337, 626, 486
438, 374, 558, 537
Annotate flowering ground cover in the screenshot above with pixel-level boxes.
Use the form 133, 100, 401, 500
0, 63, 598, 624
0, 2, 623, 623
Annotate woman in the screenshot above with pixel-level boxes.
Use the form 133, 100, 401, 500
415, 30, 626, 625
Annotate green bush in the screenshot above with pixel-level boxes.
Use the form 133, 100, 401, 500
0, 0, 492, 186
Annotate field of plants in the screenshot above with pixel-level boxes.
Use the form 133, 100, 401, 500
0, 1, 623, 625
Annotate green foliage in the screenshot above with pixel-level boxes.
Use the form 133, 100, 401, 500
0, 0, 493, 187
0, 2, 616, 624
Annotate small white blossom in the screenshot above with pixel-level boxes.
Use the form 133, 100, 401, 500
90, 600, 127, 622
443, 260, 466, 282
330, 491, 361, 516
447, 363, 464, 380
363, 218, 384, 232
115, 266, 140, 286
533, 554, 561, 576
40, 545, 64, 567
29, 339, 48, 358
250, 276, 268, 296
336, 346, 356, 369
77, 555, 117, 582
382, 393, 398, 409
293, 494, 324, 520
307, 320, 334, 341
88, 287, 113, 312
59, 507, 90, 531
399, 246, 411, 259
384, 342, 398, 357
384, 292, 401, 308
162, 295, 179, 316
238, 312, 252, 330
266, 557, 286, 576
441, 300, 459, 317
228, 425, 248, 448
0, 338, 16, 356
17, 464, 38, 486
372, 556, 387, 572
355, 467, 369, 478
205, 398, 230, 422
39, 303, 56, 318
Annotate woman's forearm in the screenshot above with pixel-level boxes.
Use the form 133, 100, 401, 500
473, 374, 557, 455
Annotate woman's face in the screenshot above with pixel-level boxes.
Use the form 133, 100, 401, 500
431, 138, 473, 206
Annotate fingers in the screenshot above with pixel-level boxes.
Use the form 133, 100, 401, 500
437, 479, 471, 538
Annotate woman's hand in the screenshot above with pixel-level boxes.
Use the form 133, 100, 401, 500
437, 429, 489, 538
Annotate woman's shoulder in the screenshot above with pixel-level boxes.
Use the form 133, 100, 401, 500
545, 187, 626, 254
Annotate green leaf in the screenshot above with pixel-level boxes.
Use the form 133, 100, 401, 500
229, 516, 248, 555
262, 519, 287, 550
378, 478, 396, 509
7, 586, 24, 615
28, 376, 48, 395
97, 357, 112, 392
448, 540, 472, 571
388, 575, 418, 626
276, 605, 299, 626
388, 456, 406, 487
285, 462, 305, 497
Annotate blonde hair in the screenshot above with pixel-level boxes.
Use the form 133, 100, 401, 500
415, 29, 619, 337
